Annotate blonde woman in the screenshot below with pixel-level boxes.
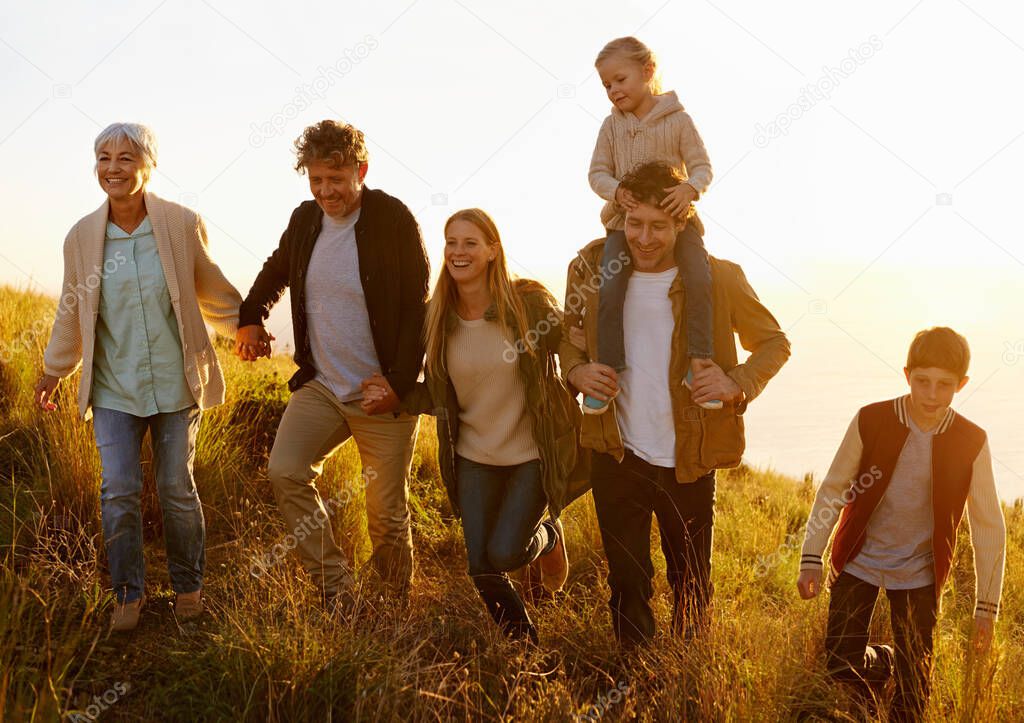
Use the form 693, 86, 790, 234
363, 209, 584, 644
34, 123, 242, 631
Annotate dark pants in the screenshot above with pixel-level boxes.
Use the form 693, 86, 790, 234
456, 456, 553, 643
591, 450, 716, 645
597, 222, 712, 372
825, 572, 938, 722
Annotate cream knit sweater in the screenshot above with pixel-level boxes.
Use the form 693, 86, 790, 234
589, 90, 713, 230
446, 315, 538, 467
43, 192, 242, 420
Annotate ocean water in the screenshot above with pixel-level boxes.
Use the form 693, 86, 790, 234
264, 277, 1024, 503
741, 314, 1024, 503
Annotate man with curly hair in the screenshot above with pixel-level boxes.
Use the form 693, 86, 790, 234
237, 120, 429, 612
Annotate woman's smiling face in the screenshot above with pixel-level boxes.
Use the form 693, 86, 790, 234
95, 138, 148, 199
444, 218, 495, 284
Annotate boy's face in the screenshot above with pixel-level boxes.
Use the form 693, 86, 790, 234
903, 366, 969, 422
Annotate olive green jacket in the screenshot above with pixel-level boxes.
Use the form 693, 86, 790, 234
403, 279, 589, 519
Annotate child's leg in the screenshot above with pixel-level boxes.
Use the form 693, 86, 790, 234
887, 585, 938, 722
674, 221, 713, 363
596, 229, 632, 373
824, 573, 891, 707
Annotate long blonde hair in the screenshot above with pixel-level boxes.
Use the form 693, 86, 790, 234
423, 209, 534, 374
595, 36, 662, 95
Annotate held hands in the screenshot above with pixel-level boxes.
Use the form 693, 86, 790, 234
567, 363, 619, 403
33, 374, 59, 412
360, 373, 400, 415
661, 182, 697, 218
797, 569, 822, 600
235, 325, 275, 361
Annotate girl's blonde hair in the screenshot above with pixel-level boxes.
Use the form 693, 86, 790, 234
595, 36, 662, 95
423, 209, 534, 374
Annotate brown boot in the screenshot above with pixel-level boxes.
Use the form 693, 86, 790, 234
538, 519, 568, 593
110, 594, 146, 632
174, 590, 203, 621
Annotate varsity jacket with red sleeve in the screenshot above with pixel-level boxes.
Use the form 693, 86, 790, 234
799, 396, 1006, 619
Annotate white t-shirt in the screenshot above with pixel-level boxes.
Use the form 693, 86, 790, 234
617, 268, 678, 467
304, 208, 381, 402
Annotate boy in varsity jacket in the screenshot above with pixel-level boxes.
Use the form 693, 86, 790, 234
796, 327, 1006, 722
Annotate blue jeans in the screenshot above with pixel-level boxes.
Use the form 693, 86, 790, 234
597, 223, 713, 371
456, 456, 553, 641
93, 405, 205, 603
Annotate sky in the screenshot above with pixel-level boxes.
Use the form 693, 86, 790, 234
1, 0, 1023, 498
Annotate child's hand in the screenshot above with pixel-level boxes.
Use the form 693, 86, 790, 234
661, 182, 697, 218
796, 569, 822, 599
614, 185, 639, 211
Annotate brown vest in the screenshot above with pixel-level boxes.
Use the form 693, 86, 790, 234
829, 397, 985, 598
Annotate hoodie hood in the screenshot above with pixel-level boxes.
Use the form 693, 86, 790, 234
611, 90, 684, 125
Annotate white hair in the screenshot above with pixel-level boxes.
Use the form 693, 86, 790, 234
93, 122, 158, 181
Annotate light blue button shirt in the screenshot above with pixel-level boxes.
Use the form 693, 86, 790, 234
91, 216, 195, 417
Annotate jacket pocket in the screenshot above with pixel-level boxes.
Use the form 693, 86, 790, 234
699, 406, 745, 469
579, 413, 608, 454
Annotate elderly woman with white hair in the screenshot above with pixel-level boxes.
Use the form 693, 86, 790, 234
34, 122, 242, 631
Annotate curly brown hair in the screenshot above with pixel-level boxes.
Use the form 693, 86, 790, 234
293, 120, 369, 173
619, 161, 699, 226
619, 161, 680, 206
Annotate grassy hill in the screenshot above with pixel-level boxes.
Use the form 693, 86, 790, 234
1, 285, 1021, 721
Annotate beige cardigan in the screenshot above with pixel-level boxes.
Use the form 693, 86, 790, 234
43, 191, 243, 420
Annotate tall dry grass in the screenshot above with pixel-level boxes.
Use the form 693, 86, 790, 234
0, 284, 1021, 721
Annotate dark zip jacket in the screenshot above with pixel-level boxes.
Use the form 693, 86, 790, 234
238, 187, 430, 397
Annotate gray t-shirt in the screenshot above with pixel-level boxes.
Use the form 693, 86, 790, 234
304, 208, 380, 403
846, 416, 935, 589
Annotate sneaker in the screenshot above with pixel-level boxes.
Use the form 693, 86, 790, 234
538, 519, 569, 593
174, 589, 203, 621
582, 395, 610, 415
324, 586, 360, 620
684, 370, 723, 410
110, 594, 145, 632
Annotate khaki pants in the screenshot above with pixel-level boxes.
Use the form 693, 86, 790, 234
266, 380, 419, 596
